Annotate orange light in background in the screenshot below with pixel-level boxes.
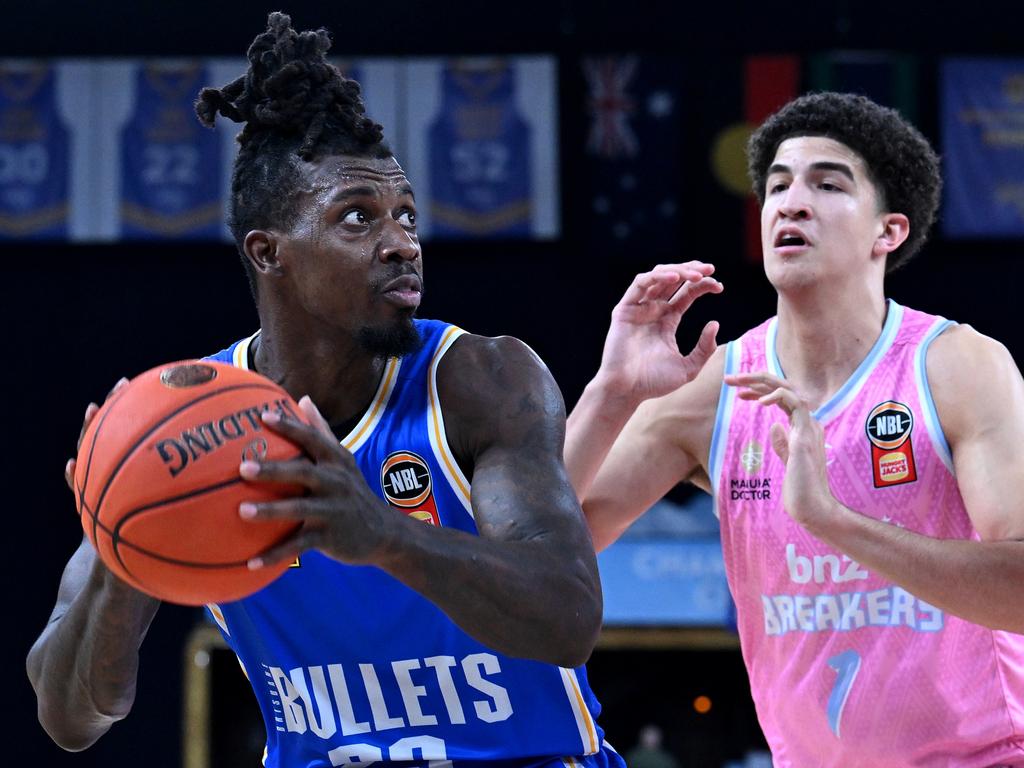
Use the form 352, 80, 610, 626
693, 695, 712, 714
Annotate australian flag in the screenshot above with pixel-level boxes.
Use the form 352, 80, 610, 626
576, 55, 684, 258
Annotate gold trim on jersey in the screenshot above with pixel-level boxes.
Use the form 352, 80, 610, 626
206, 602, 229, 635
343, 356, 401, 453
427, 325, 472, 514
559, 666, 599, 755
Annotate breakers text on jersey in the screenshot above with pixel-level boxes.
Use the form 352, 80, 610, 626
762, 542, 944, 636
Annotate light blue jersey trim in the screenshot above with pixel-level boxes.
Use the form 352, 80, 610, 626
914, 317, 956, 473
709, 341, 741, 519
767, 299, 904, 424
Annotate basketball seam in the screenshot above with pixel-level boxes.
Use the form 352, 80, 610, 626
108, 454, 301, 570
88, 381, 288, 544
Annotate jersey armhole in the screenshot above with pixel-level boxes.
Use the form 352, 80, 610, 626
914, 318, 956, 474
427, 326, 473, 515
708, 341, 741, 519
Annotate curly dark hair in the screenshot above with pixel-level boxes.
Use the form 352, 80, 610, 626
747, 92, 941, 272
194, 12, 392, 298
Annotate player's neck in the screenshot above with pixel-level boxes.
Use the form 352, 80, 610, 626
774, 288, 888, 409
250, 323, 386, 429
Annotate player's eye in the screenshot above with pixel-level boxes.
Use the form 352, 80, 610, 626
397, 210, 416, 228
341, 209, 368, 225
768, 181, 788, 194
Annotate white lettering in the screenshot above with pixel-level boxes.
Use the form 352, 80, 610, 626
839, 592, 866, 630
359, 664, 405, 731
795, 595, 815, 631
786, 544, 812, 584
294, 666, 338, 738
461, 653, 513, 723
328, 742, 383, 768
269, 666, 307, 733
327, 664, 371, 736
773, 595, 797, 633
889, 587, 916, 628
866, 590, 890, 625
392, 659, 437, 727
424, 656, 466, 725
762, 596, 781, 635
815, 594, 840, 630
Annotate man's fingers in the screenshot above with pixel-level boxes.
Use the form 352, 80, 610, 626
76, 402, 100, 453
685, 321, 719, 366
769, 422, 790, 464
619, 263, 718, 308
297, 395, 334, 441
65, 458, 76, 493
248, 529, 318, 570
106, 376, 129, 401
240, 456, 321, 489
667, 276, 724, 313
259, 408, 339, 463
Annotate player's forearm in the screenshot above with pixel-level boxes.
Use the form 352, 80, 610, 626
27, 566, 159, 751
565, 375, 640, 499
377, 514, 602, 667
810, 503, 1024, 633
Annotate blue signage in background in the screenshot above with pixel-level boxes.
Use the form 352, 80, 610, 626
0, 63, 69, 240
120, 62, 222, 239
942, 58, 1024, 238
598, 494, 734, 627
428, 60, 531, 238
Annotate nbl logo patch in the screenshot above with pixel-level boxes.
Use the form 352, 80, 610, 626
380, 451, 440, 526
865, 401, 917, 488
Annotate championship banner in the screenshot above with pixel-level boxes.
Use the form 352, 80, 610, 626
119, 62, 223, 239
942, 58, 1024, 238
404, 56, 559, 240
0, 62, 70, 239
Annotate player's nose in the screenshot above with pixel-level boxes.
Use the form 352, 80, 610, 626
378, 219, 420, 263
778, 181, 812, 219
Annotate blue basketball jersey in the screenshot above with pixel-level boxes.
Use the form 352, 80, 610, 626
428, 62, 532, 238
204, 319, 621, 768
0, 63, 69, 239
119, 63, 222, 239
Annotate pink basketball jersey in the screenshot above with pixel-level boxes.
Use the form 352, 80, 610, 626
711, 301, 1024, 767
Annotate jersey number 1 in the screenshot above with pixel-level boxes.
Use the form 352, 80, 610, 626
826, 650, 861, 738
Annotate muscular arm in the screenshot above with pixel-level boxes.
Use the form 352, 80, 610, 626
765, 325, 1024, 632
567, 348, 724, 551
380, 335, 602, 666
247, 335, 603, 667
26, 537, 160, 751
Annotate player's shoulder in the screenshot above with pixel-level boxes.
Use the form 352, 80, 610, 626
440, 331, 562, 419
926, 323, 1015, 381
445, 331, 545, 372
926, 323, 1021, 436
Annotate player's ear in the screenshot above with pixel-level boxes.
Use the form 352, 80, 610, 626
243, 230, 284, 276
872, 213, 910, 259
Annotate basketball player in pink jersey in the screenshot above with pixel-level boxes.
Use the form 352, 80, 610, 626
566, 92, 1024, 766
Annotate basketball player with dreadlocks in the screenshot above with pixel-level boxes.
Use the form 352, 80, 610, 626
27, 14, 627, 768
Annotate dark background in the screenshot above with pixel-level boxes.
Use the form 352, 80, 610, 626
7, 1, 1021, 765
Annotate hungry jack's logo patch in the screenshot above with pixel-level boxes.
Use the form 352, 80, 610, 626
865, 401, 917, 488
380, 451, 439, 525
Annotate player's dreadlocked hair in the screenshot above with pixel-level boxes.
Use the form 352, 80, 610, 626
747, 92, 941, 272
195, 11, 391, 298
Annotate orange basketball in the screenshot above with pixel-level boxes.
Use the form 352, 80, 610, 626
74, 360, 306, 605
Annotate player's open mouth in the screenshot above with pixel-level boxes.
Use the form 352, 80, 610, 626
774, 227, 810, 253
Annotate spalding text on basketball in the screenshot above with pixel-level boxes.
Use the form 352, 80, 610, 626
153, 397, 298, 477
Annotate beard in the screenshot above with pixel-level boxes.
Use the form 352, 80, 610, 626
357, 313, 423, 359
